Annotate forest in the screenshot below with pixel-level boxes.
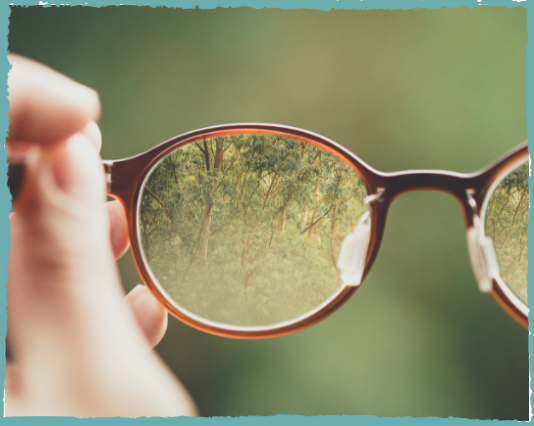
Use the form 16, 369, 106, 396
484, 161, 529, 305
139, 134, 369, 326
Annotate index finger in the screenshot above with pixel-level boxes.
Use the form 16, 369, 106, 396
7, 54, 101, 144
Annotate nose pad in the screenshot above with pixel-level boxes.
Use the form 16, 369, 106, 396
337, 215, 371, 286
466, 212, 501, 293
337, 188, 384, 287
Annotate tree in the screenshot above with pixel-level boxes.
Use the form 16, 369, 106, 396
140, 133, 368, 326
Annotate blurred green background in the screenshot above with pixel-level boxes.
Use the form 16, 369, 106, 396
8, 5, 528, 419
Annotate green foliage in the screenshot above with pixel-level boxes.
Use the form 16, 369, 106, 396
140, 134, 367, 326
485, 162, 529, 304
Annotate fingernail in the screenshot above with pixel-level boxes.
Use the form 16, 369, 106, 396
76, 85, 101, 123
129, 284, 146, 299
126, 285, 149, 310
51, 133, 104, 203
82, 120, 102, 151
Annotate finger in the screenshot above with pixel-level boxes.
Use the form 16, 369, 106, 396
8, 132, 114, 362
107, 200, 130, 259
7, 119, 101, 204
8, 54, 100, 144
7, 120, 100, 172
125, 285, 168, 349
81, 120, 102, 152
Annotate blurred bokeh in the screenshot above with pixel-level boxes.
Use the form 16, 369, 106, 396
8, 5, 528, 419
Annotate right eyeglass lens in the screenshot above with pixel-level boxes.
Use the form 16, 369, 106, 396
138, 132, 369, 327
484, 160, 529, 305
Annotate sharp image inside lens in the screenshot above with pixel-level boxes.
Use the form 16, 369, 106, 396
484, 161, 529, 306
138, 132, 369, 327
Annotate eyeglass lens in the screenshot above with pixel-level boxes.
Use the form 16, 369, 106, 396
138, 133, 369, 327
484, 160, 529, 306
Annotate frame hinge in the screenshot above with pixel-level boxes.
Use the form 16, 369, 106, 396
103, 161, 113, 193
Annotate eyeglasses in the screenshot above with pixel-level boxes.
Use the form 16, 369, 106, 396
10, 124, 529, 338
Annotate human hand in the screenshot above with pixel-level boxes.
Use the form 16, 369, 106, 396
6, 54, 197, 417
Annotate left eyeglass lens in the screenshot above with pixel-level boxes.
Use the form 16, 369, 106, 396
138, 132, 369, 327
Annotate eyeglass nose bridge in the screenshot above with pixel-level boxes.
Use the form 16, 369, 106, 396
338, 168, 486, 286
371, 170, 483, 228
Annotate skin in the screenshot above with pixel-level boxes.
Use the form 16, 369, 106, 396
6, 54, 197, 417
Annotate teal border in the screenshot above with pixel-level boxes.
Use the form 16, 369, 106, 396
0, 0, 530, 423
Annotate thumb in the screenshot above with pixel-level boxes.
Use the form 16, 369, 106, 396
8, 134, 130, 368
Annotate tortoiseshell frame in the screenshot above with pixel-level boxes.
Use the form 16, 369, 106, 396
104, 124, 528, 338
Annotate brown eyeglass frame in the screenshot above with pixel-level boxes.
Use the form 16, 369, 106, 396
99, 123, 529, 338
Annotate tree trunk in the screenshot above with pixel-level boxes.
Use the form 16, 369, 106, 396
198, 139, 225, 262
141, 218, 151, 262
308, 206, 318, 239
214, 139, 224, 170
203, 140, 211, 171
199, 203, 213, 261
301, 205, 308, 231
330, 204, 338, 270
308, 184, 321, 239
279, 207, 287, 232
